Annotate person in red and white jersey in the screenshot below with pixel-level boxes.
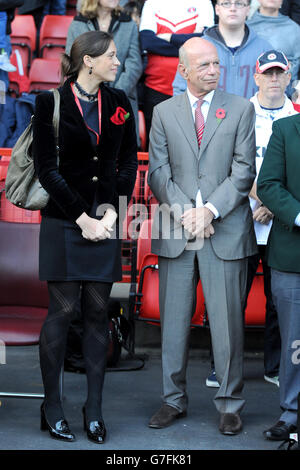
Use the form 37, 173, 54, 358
139, 0, 215, 145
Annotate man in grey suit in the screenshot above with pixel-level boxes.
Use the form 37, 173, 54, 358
148, 37, 257, 435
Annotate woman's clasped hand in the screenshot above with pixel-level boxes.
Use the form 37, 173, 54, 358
76, 209, 117, 241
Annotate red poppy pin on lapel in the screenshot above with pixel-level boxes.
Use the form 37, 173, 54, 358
110, 107, 130, 125
216, 108, 226, 124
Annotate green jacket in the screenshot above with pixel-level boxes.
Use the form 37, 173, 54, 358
257, 113, 300, 273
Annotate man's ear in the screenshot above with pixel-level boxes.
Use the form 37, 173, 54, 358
178, 63, 189, 80
253, 72, 260, 88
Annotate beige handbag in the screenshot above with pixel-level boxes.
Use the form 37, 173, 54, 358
5, 88, 60, 210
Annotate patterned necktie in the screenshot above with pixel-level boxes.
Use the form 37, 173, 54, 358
195, 99, 205, 147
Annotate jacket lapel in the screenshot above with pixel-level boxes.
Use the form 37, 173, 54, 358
199, 88, 227, 158
173, 92, 199, 159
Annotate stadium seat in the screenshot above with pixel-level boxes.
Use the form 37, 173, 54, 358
39, 15, 73, 59
28, 58, 61, 93
0, 221, 65, 399
138, 110, 147, 151
0, 155, 10, 182
0, 192, 41, 223
10, 15, 37, 74
244, 261, 266, 326
8, 49, 30, 96
0, 221, 47, 346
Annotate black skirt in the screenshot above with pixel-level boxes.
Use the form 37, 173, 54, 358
39, 216, 122, 282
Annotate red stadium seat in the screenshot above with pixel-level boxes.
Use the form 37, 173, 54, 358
138, 110, 147, 151
10, 15, 37, 74
8, 49, 30, 96
0, 150, 41, 223
0, 192, 41, 223
39, 15, 73, 59
245, 261, 266, 326
0, 155, 10, 181
0, 221, 47, 398
28, 58, 61, 93
0, 221, 47, 346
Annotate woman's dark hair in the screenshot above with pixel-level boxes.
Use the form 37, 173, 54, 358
123, 1, 143, 17
61, 31, 113, 80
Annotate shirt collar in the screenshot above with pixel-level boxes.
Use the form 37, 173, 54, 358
186, 88, 215, 108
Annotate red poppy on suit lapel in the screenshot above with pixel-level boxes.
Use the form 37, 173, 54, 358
216, 108, 226, 123
110, 107, 130, 125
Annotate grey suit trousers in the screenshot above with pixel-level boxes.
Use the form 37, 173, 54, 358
271, 268, 300, 426
158, 239, 247, 414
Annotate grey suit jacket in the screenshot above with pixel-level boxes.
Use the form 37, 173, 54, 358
148, 88, 257, 260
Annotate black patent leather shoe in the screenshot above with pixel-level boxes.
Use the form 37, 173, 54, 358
40, 403, 76, 442
263, 420, 297, 441
83, 407, 106, 444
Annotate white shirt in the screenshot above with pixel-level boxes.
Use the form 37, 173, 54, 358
249, 93, 298, 243
186, 88, 219, 219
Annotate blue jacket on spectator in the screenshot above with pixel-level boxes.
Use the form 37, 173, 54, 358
0, 92, 15, 147
7, 92, 36, 147
172, 25, 272, 99
0, 92, 36, 148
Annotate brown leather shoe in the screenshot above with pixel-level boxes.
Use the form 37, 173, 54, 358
219, 413, 242, 435
149, 404, 187, 429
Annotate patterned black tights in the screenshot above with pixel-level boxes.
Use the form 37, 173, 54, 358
39, 281, 112, 427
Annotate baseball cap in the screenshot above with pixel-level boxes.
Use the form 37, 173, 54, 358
256, 50, 289, 74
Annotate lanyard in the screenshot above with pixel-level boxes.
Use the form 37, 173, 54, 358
71, 83, 102, 145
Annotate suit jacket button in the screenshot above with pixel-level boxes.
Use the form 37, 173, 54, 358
92, 176, 98, 182
93, 156, 98, 161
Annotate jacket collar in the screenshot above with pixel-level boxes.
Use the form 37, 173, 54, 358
74, 11, 131, 27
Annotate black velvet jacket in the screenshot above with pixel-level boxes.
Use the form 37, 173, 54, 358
32, 78, 138, 222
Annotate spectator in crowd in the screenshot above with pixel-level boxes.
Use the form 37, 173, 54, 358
33, 30, 137, 443
248, 1, 300, 88
0, 0, 24, 85
280, 0, 300, 25
247, 0, 260, 17
122, 1, 143, 26
292, 79, 300, 110
120, 0, 144, 7
18, 0, 48, 29
246, 50, 298, 388
139, 0, 215, 145
43, 0, 66, 15
257, 98, 300, 443
0, 10, 15, 72
173, 1, 272, 99
66, 0, 143, 145
148, 36, 257, 435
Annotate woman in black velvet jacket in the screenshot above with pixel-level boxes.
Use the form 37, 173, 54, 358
32, 30, 137, 444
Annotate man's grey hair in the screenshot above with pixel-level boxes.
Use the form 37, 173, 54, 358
178, 45, 189, 68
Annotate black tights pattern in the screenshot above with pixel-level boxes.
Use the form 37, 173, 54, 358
39, 281, 112, 426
